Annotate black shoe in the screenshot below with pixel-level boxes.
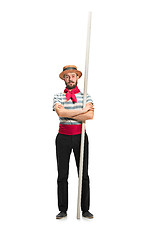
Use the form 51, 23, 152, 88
56, 211, 67, 219
82, 211, 94, 219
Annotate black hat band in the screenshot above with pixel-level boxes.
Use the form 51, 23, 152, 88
63, 67, 77, 71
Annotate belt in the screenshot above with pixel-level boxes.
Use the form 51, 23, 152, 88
58, 124, 85, 135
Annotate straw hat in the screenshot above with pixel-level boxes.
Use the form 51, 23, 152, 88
59, 65, 82, 80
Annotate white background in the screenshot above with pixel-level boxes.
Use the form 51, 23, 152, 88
0, 0, 160, 239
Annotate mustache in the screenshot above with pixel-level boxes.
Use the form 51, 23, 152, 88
66, 81, 77, 89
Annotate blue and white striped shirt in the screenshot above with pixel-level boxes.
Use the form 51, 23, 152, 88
53, 91, 94, 125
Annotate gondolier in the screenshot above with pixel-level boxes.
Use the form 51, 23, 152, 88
53, 65, 94, 219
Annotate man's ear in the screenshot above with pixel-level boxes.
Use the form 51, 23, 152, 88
76, 75, 79, 80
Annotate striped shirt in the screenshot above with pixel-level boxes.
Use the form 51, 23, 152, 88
53, 91, 94, 125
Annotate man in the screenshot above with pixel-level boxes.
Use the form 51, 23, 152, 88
53, 65, 94, 219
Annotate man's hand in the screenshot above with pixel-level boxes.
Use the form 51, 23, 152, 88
57, 104, 64, 110
72, 102, 94, 121
83, 102, 94, 113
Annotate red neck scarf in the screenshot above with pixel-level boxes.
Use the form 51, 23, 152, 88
64, 86, 80, 103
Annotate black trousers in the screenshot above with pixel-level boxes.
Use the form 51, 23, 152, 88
55, 132, 90, 212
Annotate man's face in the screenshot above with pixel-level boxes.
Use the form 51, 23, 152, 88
64, 72, 79, 89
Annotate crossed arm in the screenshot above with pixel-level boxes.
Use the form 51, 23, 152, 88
54, 102, 94, 121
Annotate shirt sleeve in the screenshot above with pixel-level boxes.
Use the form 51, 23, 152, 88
53, 93, 62, 111
86, 94, 94, 105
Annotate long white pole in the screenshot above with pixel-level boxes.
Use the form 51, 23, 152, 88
77, 12, 92, 219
